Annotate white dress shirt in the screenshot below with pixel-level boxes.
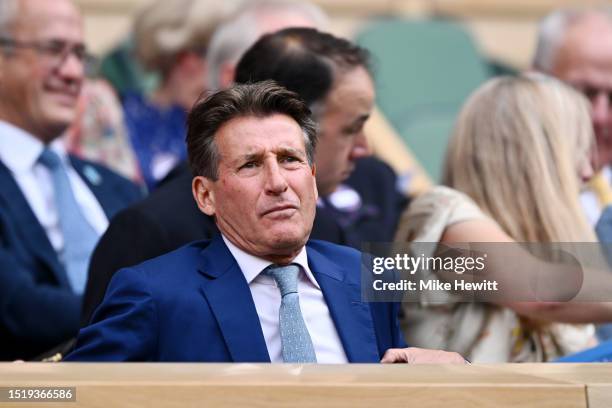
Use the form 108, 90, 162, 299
222, 235, 348, 363
0, 120, 108, 252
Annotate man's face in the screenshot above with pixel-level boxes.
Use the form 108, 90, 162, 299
314, 66, 375, 196
194, 114, 318, 262
550, 14, 612, 170
0, 0, 84, 142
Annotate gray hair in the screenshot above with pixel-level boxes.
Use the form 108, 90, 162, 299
206, 0, 328, 91
0, 0, 18, 38
533, 7, 612, 72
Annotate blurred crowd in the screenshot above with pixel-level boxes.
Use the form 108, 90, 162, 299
2, 0, 612, 363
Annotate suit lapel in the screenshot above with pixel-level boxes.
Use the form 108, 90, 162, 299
197, 235, 270, 362
70, 156, 120, 219
308, 244, 380, 363
0, 162, 69, 287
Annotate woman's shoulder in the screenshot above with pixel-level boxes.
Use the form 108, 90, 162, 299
395, 186, 490, 242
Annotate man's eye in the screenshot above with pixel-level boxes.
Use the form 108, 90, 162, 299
343, 125, 363, 135
42, 40, 66, 56
240, 161, 258, 169
281, 156, 301, 164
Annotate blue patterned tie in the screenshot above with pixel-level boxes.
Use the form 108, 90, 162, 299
38, 148, 99, 294
264, 264, 317, 363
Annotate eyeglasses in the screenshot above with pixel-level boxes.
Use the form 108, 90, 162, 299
0, 37, 96, 70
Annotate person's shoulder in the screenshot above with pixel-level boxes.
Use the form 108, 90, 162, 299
135, 240, 209, 268
69, 155, 143, 196
307, 239, 361, 259
128, 169, 192, 215
118, 240, 211, 287
395, 186, 489, 242
109, 168, 215, 239
351, 156, 396, 179
306, 240, 366, 287
346, 156, 398, 194
404, 186, 483, 218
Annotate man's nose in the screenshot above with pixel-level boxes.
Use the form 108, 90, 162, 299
264, 161, 289, 194
349, 131, 371, 160
56, 51, 85, 82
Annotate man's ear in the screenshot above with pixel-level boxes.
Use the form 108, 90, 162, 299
192, 176, 216, 216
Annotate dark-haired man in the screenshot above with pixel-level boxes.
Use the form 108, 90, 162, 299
67, 82, 463, 364
81, 27, 405, 327
235, 27, 406, 246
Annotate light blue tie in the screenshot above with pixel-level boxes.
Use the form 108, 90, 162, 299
264, 264, 317, 363
38, 148, 99, 294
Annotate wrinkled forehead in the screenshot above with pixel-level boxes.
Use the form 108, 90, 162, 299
13, 0, 83, 40
215, 113, 308, 155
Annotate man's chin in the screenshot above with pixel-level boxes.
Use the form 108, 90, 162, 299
36, 116, 74, 142
267, 229, 309, 250
44, 109, 77, 130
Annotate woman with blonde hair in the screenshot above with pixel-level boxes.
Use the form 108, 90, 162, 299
396, 74, 611, 362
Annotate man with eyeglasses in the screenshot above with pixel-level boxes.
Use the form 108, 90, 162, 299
0, 0, 142, 361
533, 7, 612, 342
533, 8, 612, 224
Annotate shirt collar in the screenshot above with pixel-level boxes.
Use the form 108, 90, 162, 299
0, 120, 69, 173
221, 234, 320, 289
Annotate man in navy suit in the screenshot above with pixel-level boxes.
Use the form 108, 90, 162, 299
0, 0, 142, 361
67, 82, 463, 363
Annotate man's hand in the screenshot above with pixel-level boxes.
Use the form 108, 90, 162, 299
380, 347, 467, 364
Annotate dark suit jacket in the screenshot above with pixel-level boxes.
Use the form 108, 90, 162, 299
0, 156, 142, 361
67, 235, 405, 362
81, 164, 346, 326
329, 156, 408, 247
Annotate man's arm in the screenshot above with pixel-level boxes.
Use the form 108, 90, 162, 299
66, 266, 157, 361
0, 248, 80, 358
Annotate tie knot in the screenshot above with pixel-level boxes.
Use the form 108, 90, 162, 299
38, 148, 62, 170
264, 264, 300, 297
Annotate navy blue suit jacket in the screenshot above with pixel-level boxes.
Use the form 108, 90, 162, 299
0, 156, 143, 361
66, 235, 405, 362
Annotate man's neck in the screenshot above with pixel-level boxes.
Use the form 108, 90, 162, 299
221, 234, 304, 266
0, 114, 61, 144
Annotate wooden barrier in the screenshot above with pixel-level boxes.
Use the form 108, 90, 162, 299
0, 363, 610, 408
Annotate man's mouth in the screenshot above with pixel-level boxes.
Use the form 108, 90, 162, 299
45, 83, 81, 104
48, 90, 79, 105
261, 204, 299, 218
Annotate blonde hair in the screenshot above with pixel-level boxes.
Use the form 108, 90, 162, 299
133, 0, 241, 74
443, 74, 595, 242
